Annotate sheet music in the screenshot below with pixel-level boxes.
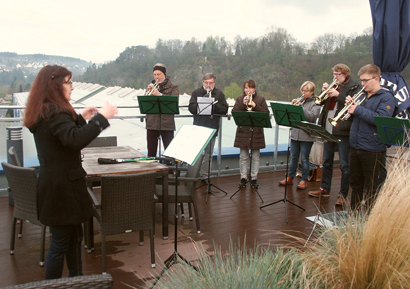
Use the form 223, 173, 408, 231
163, 125, 216, 165
197, 97, 215, 115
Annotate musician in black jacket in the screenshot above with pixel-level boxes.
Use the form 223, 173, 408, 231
188, 73, 228, 182
308, 64, 362, 206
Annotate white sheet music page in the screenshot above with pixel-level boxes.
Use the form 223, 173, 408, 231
197, 97, 215, 115
163, 125, 216, 166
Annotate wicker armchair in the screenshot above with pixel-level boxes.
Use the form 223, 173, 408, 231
90, 171, 157, 273
1, 162, 46, 267
154, 154, 204, 233
0, 274, 113, 289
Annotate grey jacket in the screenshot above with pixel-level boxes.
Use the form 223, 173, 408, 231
290, 96, 321, 142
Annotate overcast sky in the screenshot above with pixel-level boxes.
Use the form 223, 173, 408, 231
0, 0, 372, 64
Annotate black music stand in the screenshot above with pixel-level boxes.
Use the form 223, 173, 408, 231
151, 125, 215, 288
138, 95, 179, 157
195, 96, 228, 202
230, 111, 272, 202
260, 102, 306, 222
289, 120, 341, 245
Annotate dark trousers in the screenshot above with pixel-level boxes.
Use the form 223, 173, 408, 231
46, 224, 83, 280
146, 129, 174, 157
350, 148, 386, 211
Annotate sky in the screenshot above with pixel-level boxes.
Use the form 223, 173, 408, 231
0, 0, 373, 64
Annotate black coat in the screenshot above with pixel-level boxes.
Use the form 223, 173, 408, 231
30, 111, 109, 226
232, 93, 269, 149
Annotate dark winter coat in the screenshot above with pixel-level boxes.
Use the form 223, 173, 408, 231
30, 110, 109, 226
318, 77, 362, 136
188, 86, 228, 135
350, 88, 396, 152
145, 76, 179, 131
232, 93, 269, 149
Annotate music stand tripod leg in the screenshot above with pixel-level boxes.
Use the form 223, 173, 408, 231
150, 160, 197, 288
203, 148, 227, 203
260, 129, 305, 221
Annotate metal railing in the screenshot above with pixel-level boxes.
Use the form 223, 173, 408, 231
0, 104, 283, 176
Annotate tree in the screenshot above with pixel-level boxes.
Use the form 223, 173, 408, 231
223, 82, 242, 99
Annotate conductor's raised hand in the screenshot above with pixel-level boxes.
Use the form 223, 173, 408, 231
81, 106, 97, 120
99, 102, 118, 120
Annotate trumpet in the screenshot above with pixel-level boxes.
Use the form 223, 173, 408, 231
313, 79, 339, 105
145, 79, 160, 95
246, 92, 253, 111
328, 87, 365, 127
207, 88, 212, 98
293, 94, 305, 105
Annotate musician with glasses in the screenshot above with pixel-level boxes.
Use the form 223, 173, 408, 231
279, 81, 320, 190
308, 64, 362, 206
145, 63, 179, 157
188, 73, 228, 183
346, 64, 395, 211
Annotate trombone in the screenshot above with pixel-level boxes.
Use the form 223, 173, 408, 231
328, 87, 365, 127
145, 79, 159, 95
313, 79, 338, 105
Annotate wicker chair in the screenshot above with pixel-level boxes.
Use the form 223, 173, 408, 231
1, 162, 46, 267
0, 274, 113, 289
90, 171, 157, 273
155, 154, 204, 234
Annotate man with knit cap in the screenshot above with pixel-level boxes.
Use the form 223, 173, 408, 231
145, 63, 179, 157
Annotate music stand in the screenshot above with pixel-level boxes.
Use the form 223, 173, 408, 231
195, 96, 228, 202
230, 111, 272, 202
151, 125, 216, 288
260, 102, 306, 222
289, 120, 341, 245
138, 95, 179, 157
374, 116, 410, 148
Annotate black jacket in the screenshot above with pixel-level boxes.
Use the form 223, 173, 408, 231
188, 86, 228, 134
30, 111, 109, 226
318, 77, 362, 136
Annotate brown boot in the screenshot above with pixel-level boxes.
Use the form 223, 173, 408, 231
279, 176, 293, 186
308, 188, 330, 197
297, 180, 307, 190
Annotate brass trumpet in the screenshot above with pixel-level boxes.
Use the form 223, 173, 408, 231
328, 87, 365, 127
246, 92, 253, 111
293, 94, 305, 105
313, 79, 338, 105
145, 79, 160, 95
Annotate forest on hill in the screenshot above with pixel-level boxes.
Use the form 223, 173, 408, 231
76, 27, 410, 101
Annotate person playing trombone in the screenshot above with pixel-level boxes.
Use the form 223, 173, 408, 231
145, 63, 179, 158
307, 64, 362, 206
279, 81, 320, 190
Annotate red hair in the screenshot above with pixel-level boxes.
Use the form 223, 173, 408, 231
24, 65, 76, 128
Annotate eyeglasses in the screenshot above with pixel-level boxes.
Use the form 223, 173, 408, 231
360, 77, 376, 84
63, 80, 73, 87
203, 80, 215, 85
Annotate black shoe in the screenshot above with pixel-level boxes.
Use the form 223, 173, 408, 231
238, 178, 248, 188
251, 179, 259, 188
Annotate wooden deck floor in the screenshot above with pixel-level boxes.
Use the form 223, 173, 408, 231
0, 168, 344, 288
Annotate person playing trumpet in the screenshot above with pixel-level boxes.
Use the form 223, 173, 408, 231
145, 63, 179, 158
279, 81, 320, 190
308, 64, 362, 206
347, 64, 395, 211
232, 80, 269, 188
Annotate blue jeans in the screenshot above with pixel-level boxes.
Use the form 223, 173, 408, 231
321, 136, 350, 197
288, 140, 313, 181
46, 224, 83, 280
